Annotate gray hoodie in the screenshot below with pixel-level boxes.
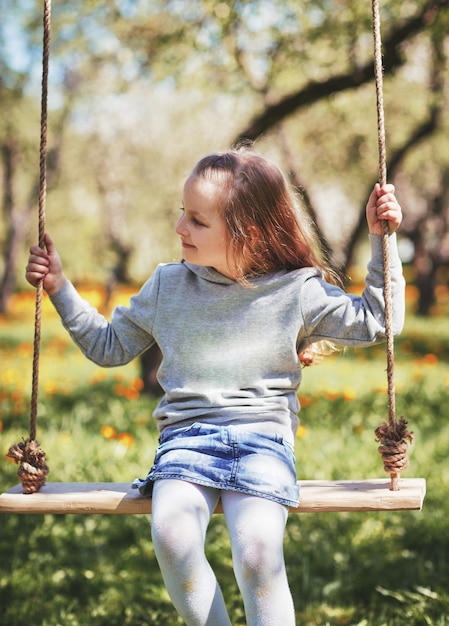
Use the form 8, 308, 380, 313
51, 234, 405, 445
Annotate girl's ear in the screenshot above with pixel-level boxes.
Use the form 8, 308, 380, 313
246, 224, 261, 246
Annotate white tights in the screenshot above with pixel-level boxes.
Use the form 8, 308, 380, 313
151, 479, 295, 626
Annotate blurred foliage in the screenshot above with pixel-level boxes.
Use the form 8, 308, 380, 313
1, 0, 448, 303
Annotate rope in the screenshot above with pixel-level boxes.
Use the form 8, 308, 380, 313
371, 0, 413, 491
7, 0, 51, 493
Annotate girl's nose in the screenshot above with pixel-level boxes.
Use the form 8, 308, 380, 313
175, 213, 187, 236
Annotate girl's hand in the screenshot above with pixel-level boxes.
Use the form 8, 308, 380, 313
366, 183, 402, 235
25, 233, 68, 296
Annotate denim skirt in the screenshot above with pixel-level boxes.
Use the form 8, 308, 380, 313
132, 422, 300, 508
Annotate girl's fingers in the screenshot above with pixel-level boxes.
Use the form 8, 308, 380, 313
379, 211, 400, 224
43, 233, 55, 253
377, 183, 395, 196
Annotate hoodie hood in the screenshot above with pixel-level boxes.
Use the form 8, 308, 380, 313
183, 262, 236, 285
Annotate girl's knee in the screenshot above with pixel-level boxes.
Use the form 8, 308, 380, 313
235, 537, 286, 587
151, 515, 178, 557
152, 510, 202, 565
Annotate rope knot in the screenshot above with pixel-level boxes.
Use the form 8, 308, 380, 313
7, 439, 49, 494
375, 416, 413, 490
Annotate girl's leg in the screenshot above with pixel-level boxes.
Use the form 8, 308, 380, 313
222, 491, 295, 626
151, 479, 232, 626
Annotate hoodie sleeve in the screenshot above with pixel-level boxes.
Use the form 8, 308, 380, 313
50, 267, 163, 366
298, 234, 405, 349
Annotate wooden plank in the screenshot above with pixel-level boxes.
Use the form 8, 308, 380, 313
0, 478, 426, 515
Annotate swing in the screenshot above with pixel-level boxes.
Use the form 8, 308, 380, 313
0, 0, 426, 515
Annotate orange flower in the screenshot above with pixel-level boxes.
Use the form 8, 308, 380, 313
422, 353, 438, 366
18, 342, 34, 356
10, 390, 23, 402
114, 383, 128, 397
114, 379, 143, 400
130, 377, 144, 391
117, 432, 135, 447
100, 425, 117, 440
324, 389, 339, 401
298, 395, 313, 407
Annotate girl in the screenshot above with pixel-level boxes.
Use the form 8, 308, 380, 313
26, 148, 405, 626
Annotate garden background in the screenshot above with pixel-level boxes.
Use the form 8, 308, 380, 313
1, 1, 449, 624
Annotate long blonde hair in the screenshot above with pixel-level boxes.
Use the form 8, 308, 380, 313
191, 147, 341, 363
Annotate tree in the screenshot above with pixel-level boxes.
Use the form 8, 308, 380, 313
1, 0, 448, 318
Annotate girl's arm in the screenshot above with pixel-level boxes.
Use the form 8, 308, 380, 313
298, 184, 405, 350
26, 233, 156, 367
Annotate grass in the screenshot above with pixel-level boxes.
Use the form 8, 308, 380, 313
1, 286, 449, 625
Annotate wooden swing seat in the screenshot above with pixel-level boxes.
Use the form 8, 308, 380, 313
2, 2, 425, 522
0, 478, 426, 515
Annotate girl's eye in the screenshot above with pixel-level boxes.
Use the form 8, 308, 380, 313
179, 207, 205, 227
179, 206, 205, 226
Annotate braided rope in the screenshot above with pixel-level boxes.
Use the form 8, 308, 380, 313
371, 0, 413, 491
31, 0, 51, 440
7, 0, 51, 493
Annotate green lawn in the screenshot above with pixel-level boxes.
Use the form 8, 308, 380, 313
1, 288, 448, 625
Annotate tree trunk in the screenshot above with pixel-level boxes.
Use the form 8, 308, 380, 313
140, 343, 163, 397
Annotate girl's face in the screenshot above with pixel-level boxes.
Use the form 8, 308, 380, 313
176, 176, 234, 278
